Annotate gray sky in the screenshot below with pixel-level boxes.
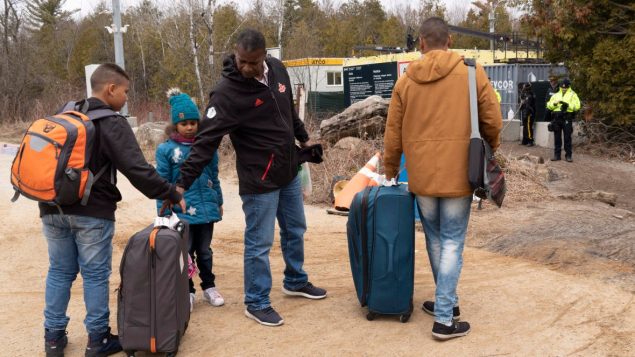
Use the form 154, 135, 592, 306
65, 0, 471, 19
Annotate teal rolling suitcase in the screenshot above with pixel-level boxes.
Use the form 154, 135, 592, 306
347, 185, 415, 322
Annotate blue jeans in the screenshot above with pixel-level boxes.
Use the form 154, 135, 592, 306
240, 175, 308, 310
41, 214, 114, 334
416, 195, 472, 324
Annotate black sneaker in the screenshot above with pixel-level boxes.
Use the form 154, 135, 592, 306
526, 142, 535, 147
421, 301, 460, 321
551, 156, 561, 161
245, 306, 284, 327
45, 329, 68, 357
565, 155, 573, 162
432, 320, 471, 340
282, 282, 327, 299
85, 327, 122, 357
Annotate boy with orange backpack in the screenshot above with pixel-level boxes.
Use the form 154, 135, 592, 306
11, 63, 185, 357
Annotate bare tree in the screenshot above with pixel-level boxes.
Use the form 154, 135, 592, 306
202, 0, 216, 70
133, 26, 148, 96
188, 0, 204, 101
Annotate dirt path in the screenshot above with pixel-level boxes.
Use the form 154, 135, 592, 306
1, 148, 633, 356
498, 143, 635, 212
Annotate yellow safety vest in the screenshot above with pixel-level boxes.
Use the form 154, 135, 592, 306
547, 88, 581, 113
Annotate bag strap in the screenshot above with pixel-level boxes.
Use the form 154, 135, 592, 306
464, 58, 481, 139
59, 100, 89, 113
59, 101, 120, 121
86, 108, 119, 121
80, 164, 111, 206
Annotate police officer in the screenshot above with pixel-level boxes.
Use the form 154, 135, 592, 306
547, 78, 581, 162
519, 83, 536, 146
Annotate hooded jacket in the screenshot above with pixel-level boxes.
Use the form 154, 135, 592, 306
383, 50, 502, 197
155, 136, 223, 224
178, 55, 309, 195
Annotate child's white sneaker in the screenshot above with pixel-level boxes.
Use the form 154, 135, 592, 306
203, 287, 224, 306
189, 293, 195, 312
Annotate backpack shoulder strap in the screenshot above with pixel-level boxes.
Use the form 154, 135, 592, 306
57, 101, 77, 114
86, 108, 120, 121
58, 100, 92, 116
464, 58, 481, 139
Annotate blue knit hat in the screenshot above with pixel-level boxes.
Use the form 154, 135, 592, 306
166, 88, 200, 124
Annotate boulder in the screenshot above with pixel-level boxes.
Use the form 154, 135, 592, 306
334, 137, 363, 151
517, 153, 545, 164
135, 121, 168, 160
320, 96, 389, 144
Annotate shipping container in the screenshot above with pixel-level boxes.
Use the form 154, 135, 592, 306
484, 64, 568, 120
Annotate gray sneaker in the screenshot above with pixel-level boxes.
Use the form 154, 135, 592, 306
282, 282, 327, 299
245, 306, 284, 327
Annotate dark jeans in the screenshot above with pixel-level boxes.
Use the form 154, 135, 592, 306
553, 116, 573, 158
188, 223, 216, 293
521, 111, 535, 144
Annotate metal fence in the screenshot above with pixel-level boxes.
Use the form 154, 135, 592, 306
484, 64, 568, 120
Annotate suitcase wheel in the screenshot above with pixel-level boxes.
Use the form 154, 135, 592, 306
366, 312, 377, 321
400, 314, 411, 323
166, 352, 178, 357
125, 351, 136, 357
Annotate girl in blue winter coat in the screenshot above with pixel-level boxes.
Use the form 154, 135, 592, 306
156, 88, 224, 311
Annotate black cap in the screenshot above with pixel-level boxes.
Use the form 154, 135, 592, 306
560, 78, 571, 88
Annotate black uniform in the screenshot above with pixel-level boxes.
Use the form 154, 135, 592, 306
519, 85, 536, 146
543, 83, 559, 123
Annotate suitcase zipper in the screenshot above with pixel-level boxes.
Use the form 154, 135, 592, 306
149, 228, 159, 353
367, 187, 381, 303
360, 187, 371, 307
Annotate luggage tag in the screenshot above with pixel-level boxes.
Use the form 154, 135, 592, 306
382, 177, 398, 187
154, 214, 185, 233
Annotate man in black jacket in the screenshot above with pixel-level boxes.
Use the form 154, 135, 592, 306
41, 63, 184, 357
176, 29, 326, 327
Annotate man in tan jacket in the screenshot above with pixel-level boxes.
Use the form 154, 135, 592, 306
383, 17, 502, 340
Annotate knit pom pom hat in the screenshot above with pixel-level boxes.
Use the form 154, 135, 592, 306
166, 87, 200, 124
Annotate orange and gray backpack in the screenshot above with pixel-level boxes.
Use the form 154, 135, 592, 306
10, 101, 118, 208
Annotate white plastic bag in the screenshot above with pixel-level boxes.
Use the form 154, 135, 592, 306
299, 163, 312, 199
